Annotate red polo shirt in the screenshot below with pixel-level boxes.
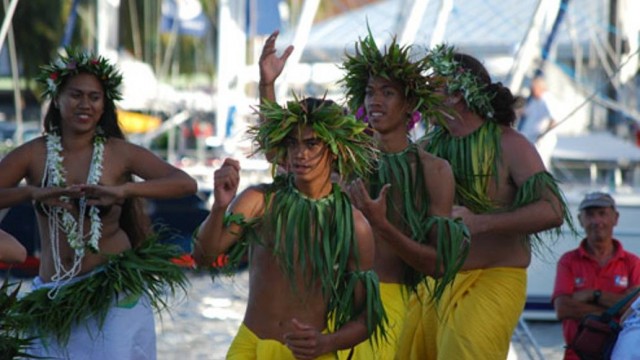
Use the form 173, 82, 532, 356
552, 239, 640, 360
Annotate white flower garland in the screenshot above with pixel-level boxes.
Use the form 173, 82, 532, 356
42, 133, 105, 292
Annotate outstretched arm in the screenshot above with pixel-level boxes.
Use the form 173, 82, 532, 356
259, 30, 293, 104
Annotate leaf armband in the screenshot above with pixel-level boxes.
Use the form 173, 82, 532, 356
425, 216, 470, 302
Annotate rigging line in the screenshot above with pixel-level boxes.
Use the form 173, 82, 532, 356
540, 45, 640, 138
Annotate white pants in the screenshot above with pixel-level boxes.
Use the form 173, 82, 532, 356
28, 276, 157, 360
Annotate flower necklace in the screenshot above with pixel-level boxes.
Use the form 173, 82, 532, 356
42, 132, 105, 290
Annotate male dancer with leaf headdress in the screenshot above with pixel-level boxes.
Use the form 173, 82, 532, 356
337, 32, 470, 359
259, 29, 469, 359
397, 45, 574, 359
193, 95, 385, 359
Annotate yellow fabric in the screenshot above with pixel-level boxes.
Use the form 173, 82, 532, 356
338, 282, 409, 360
396, 267, 526, 360
227, 323, 337, 360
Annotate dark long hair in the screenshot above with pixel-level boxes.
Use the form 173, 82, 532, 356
453, 53, 518, 126
43, 71, 151, 248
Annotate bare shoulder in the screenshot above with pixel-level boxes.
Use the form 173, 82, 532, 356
418, 148, 454, 190
501, 126, 534, 147
230, 184, 268, 219
500, 126, 546, 178
351, 206, 372, 237
417, 147, 452, 176
4, 136, 45, 158
0, 137, 46, 182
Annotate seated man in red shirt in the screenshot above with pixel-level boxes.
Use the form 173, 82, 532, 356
552, 192, 640, 360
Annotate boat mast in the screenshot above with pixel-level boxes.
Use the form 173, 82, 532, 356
0, 0, 21, 143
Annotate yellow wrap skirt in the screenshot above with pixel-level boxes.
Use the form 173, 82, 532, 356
396, 267, 526, 360
228, 323, 337, 360
338, 282, 409, 360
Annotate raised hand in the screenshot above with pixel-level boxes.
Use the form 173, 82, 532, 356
347, 178, 390, 226
213, 158, 241, 209
259, 30, 294, 87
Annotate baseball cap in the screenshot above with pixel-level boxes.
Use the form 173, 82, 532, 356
579, 192, 616, 210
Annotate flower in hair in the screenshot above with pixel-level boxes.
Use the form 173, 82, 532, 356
340, 27, 445, 128
408, 111, 422, 131
37, 48, 123, 101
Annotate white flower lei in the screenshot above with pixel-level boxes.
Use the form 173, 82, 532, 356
42, 133, 105, 290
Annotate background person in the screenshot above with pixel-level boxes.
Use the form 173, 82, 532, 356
518, 76, 560, 169
553, 191, 640, 360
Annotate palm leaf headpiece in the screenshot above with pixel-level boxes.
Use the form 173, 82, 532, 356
339, 28, 443, 125
427, 44, 495, 119
250, 96, 378, 180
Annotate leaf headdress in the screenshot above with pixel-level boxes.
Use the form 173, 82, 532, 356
36, 47, 123, 101
340, 28, 443, 124
250, 95, 378, 180
427, 44, 495, 119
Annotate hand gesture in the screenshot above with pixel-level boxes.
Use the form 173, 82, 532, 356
259, 30, 294, 86
77, 184, 126, 207
213, 158, 241, 209
452, 205, 478, 234
32, 186, 84, 210
284, 318, 327, 360
347, 178, 390, 227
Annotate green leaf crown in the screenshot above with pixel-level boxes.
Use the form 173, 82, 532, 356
339, 29, 443, 124
37, 48, 123, 101
250, 96, 378, 180
427, 44, 495, 118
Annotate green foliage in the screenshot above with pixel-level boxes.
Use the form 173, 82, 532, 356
340, 27, 444, 126
425, 121, 502, 213
213, 176, 387, 337
0, 280, 36, 360
251, 96, 378, 181
14, 237, 188, 346
427, 44, 496, 119
425, 216, 470, 302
